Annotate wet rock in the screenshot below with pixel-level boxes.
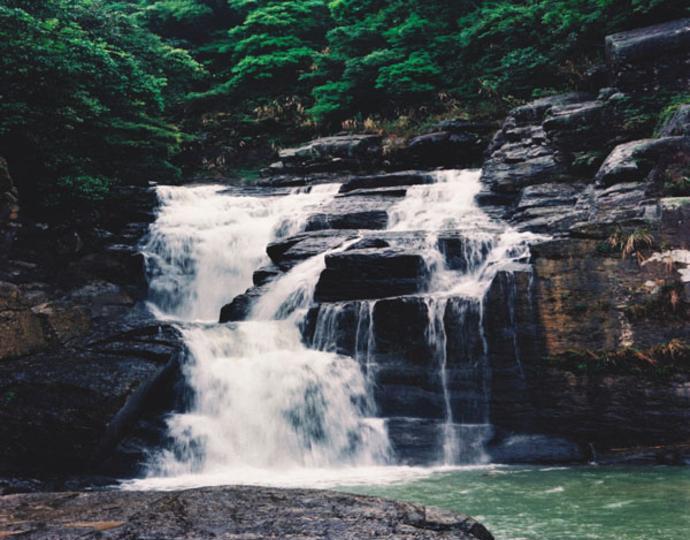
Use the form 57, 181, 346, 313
437, 232, 494, 273
0, 486, 494, 540
219, 286, 264, 322
340, 171, 435, 194
339, 186, 408, 198
0, 313, 182, 476
266, 230, 357, 271
488, 434, 584, 464
314, 249, 428, 302
252, 264, 282, 287
305, 195, 392, 231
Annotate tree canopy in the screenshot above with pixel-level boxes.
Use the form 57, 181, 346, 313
0, 0, 687, 216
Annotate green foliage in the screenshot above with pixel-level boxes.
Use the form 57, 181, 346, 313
56, 175, 111, 202
2, 0, 689, 211
0, 0, 201, 218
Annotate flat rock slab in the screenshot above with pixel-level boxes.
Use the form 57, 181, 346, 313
0, 486, 494, 540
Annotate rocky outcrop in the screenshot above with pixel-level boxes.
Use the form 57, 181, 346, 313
0, 486, 494, 540
606, 18, 690, 93
269, 134, 383, 173
594, 137, 690, 187
0, 295, 183, 477
314, 249, 429, 302
398, 121, 497, 168
0, 181, 185, 478
481, 198, 690, 457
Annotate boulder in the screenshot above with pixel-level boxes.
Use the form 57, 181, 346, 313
314, 249, 428, 302
339, 171, 435, 194
277, 134, 383, 172
0, 486, 494, 540
0, 313, 182, 476
659, 104, 690, 137
606, 18, 690, 92
266, 230, 357, 271
594, 136, 690, 186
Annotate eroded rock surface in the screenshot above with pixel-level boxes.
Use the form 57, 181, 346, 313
0, 486, 494, 540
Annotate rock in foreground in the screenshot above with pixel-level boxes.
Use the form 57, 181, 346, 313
0, 486, 494, 540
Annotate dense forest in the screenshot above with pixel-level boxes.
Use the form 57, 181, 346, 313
1, 0, 688, 218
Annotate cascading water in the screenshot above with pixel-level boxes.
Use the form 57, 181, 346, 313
128, 169, 541, 489
132, 183, 392, 489
307, 170, 539, 465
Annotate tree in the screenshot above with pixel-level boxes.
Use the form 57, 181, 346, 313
0, 0, 201, 218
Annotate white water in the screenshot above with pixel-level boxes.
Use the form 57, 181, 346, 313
143, 183, 340, 321
127, 170, 541, 490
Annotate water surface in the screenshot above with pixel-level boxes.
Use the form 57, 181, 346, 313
340, 465, 690, 540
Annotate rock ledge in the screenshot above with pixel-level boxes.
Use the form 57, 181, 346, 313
0, 485, 494, 539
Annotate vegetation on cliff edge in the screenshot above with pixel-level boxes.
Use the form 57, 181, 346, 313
0, 0, 688, 218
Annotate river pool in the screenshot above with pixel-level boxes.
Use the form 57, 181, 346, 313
339, 465, 690, 540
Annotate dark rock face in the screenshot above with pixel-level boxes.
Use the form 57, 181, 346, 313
660, 104, 690, 137
314, 249, 429, 302
0, 181, 185, 478
594, 137, 690, 187
273, 134, 383, 173
606, 18, 690, 93
481, 227, 690, 454
0, 157, 19, 251
339, 171, 435, 193
0, 306, 183, 477
0, 486, 494, 540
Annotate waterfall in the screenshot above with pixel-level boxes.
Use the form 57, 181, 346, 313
136, 183, 390, 488
129, 169, 542, 489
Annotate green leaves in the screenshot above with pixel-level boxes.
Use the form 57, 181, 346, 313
0, 1, 200, 217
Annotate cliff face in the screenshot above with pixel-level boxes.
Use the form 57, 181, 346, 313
0, 182, 185, 480
479, 19, 690, 462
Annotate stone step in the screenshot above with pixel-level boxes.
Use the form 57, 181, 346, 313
339, 171, 435, 193
313, 249, 428, 302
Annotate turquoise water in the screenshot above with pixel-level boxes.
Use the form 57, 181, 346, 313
340, 466, 690, 540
